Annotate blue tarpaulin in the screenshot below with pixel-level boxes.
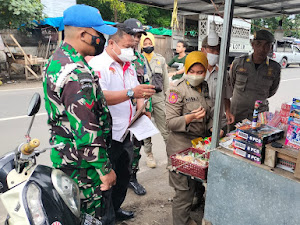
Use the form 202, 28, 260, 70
35, 17, 116, 31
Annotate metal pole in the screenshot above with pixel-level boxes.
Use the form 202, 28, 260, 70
210, 0, 235, 149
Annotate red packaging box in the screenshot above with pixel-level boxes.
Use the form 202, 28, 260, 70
281, 102, 292, 111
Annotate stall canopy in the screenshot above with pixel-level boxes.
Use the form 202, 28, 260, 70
35, 17, 116, 31
121, 0, 300, 19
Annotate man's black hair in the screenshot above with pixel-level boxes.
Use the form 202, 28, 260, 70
178, 40, 187, 48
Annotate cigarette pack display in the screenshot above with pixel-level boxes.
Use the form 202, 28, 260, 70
233, 148, 262, 164
285, 124, 300, 150
288, 103, 300, 126
233, 138, 263, 157
236, 124, 284, 145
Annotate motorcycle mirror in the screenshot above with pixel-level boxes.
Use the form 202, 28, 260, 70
27, 93, 41, 116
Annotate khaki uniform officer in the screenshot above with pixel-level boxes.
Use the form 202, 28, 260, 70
140, 32, 169, 168
166, 51, 213, 225
230, 29, 281, 124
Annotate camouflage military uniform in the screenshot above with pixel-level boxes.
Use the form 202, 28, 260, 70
131, 50, 152, 171
43, 42, 112, 218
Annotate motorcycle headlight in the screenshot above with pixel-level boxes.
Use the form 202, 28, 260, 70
51, 169, 81, 218
25, 182, 46, 225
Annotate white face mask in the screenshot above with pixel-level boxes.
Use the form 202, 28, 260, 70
206, 52, 219, 66
184, 74, 205, 87
113, 41, 135, 62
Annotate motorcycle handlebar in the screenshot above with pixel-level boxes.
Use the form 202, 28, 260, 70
20, 139, 40, 155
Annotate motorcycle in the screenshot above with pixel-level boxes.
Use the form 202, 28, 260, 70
0, 93, 101, 225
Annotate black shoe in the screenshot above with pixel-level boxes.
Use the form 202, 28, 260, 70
115, 209, 134, 221
129, 180, 146, 195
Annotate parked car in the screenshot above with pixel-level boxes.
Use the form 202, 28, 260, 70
272, 40, 300, 68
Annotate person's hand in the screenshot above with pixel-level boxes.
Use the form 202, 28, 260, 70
144, 111, 151, 119
226, 111, 235, 125
185, 106, 206, 124
191, 106, 206, 120
100, 169, 116, 191
133, 84, 156, 99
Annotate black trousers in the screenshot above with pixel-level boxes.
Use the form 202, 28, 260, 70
107, 135, 133, 212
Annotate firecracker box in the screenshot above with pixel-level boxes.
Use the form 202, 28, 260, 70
285, 124, 300, 150
293, 97, 300, 104
233, 137, 263, 157
236, 124, 284, 145
281, 102, 292, 111
288, 103, 300, 126
233, 148, 262, 164
280, 109, 290, 117
281, 116, 289, 124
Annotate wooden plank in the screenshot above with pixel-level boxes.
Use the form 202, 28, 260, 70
264, 148, 276, 168
295, 151, 300, 179
3, 39, 16, 61
277, 152, 297, 163
265, 141, 299, 158
25, 65, 39, 79
9, 34, 31, 64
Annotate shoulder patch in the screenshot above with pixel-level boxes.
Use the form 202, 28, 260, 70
78, 73, 93, 100
168, 92, 178, 104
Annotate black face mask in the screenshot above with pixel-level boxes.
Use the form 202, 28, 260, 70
84, 32, 106, 56
143, 46, 154, 54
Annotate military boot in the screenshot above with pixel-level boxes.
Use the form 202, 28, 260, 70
146, 153, 156, 168
128, 172, 146, 195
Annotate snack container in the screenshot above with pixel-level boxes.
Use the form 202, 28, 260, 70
170, 148, 208, 180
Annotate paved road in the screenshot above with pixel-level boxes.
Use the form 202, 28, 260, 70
0, 66, 300, 223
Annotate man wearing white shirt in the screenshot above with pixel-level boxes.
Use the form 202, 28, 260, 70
89, 24, 155, 221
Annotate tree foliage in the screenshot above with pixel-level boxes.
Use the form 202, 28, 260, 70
77, 0, 171, 27
0, 0, 43, 30
252, 15, 300, 38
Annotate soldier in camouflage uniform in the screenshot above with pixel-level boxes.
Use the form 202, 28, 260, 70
124, 18, 150, 196
43, 5, 117, 224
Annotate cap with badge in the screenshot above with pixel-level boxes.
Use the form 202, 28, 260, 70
63, 4, 117, 35
124, 18, 147, 35
253, 30, 275, 43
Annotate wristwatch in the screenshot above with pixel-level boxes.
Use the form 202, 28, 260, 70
126, 89, 134, 99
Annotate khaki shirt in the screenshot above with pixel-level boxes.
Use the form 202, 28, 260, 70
144, 52, 169, 104
165, 77, 213, 159
205, 66, 233, 127
229, 54, 281, 123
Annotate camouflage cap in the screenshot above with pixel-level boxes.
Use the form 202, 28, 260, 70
253, 30, 275, 43
201, 35, 221, 47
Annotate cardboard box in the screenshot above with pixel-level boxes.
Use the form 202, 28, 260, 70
288, 103, 300, 126
285, 124, 300, 150
233, 148, 262, 164
236, 124, 284, 145
233, 138, 263, 157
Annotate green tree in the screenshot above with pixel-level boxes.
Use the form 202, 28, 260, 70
77, 0, 172, 27
0, 0, 43, 29
251, 15, 300, 38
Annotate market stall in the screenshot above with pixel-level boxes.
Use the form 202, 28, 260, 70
123, 1, 300, 224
